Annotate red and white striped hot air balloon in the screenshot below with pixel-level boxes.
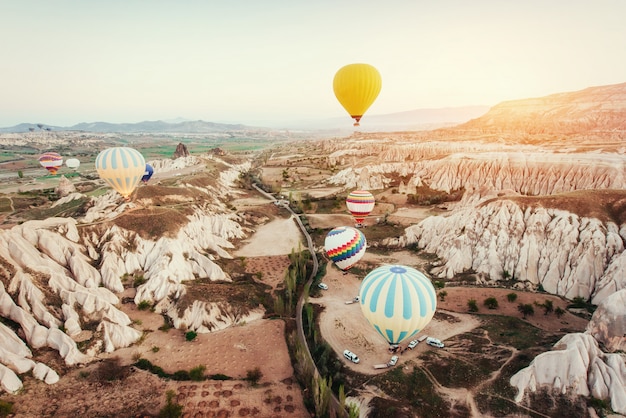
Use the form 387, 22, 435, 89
38, 152, 63, 175
346, 190, 375, 227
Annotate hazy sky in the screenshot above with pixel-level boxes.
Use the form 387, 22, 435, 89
1, 0, 625, 127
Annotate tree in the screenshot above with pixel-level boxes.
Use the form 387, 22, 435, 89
438, 290, 447, 302
189, 365, 206, 381
555, 306, 566, 318
484, 297, 499, 309
542, 299, 554, 315
518, 303, 534, 319
159, 390, 183, 418
246, 367, 263, 386
468, 299, 478, 312
506, 292, 518, 302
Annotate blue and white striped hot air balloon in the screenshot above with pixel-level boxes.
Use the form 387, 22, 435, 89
358, 264, 437, 345
95, 147, 146, 199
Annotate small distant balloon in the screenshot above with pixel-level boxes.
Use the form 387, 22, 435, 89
142, 164, 154, 183
346, 190, 375, 227
95, 147, 146, 199
65, 158, 80, 170
38, 152, 63, 175
359, 264, 437, 345
324, 226, 367, 271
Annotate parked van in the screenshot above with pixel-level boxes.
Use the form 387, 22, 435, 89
426, 337, 444, 348
343, 350, 360, 363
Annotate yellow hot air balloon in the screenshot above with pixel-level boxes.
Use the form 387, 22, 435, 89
333, 63, 382, 126
95, 147, 146, 199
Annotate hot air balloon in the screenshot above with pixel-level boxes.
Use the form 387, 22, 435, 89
38, 152, 63, 175
95, 147, 146, 199
346, 190, 375, 227
142, 164, 154, 183
333, 63, 382, 126
65, 158, 80, 171
358, 264, 437, 345
324, 226, 367, 271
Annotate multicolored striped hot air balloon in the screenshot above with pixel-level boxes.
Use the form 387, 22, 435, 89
324, 226, 367, 271
346, 190, 375, 227
358, 265, 437, 345
95, 147, 146, 199
38, 152, 63, 175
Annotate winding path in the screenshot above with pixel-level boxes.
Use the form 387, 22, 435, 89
252, 184, 344, 416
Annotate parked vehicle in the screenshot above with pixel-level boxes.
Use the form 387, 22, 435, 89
318, 283, 328, 290
426, 337, 444, 348
344, 296, 360, 304
389, 355, 398, 366
408, 339, 419, 349
343, 350, 360, 363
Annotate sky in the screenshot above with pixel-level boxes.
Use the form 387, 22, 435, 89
1, 0, 625, 128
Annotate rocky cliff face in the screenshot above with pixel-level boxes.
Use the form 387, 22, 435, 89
586, 290, 626, 353
386, 192, 626, 305
328, 150, 626, 195
510, 332, 626, 414
173, 142, 190, 158
0, 156, 259, 393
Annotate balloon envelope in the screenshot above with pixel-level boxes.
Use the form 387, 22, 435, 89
324, 226, 367, 271
65, 158, 80, 170
38, 152, 63, 175
333, 63, 381, 126
359, 265, 437, 345
346, 190, 375, 225
95, 147, 146, 198
142, 164, 154, 183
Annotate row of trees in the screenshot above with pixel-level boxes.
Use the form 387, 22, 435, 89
458, 293, 567, 318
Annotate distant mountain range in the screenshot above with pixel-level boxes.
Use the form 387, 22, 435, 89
1, 82, 624, 134
0, 106, 490, 134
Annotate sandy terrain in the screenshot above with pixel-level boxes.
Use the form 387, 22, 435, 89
233, 215, 304, 257
1, 173, 591, 417
314, 263, 482, 373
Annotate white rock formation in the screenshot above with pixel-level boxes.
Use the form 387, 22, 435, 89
0, 156, 263, 392
586, 289, 626, 353
510, 333, 626, 414
54, 175, 77, 197
328, 151, 626, 195
390, 199, 625, 305
166, 300, 265, 334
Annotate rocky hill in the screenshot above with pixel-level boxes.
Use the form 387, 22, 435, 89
0, 155, 261, 393
311, 83, 626, 415
457, 82, 626, 135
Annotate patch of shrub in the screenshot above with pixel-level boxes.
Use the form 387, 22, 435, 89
0, 400, 14, 417
190, 365, 206, 381
484, 297, 499, 309
209, 374, 232, 380
246, 367, 263, 386
133, 275, 147, 287
137, 300, 152, 311
159, 389, 183, 418
95, 357, 130, 382
185, 331, 197, 341
172, 370, 190, 381
468, 299, 479, 312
